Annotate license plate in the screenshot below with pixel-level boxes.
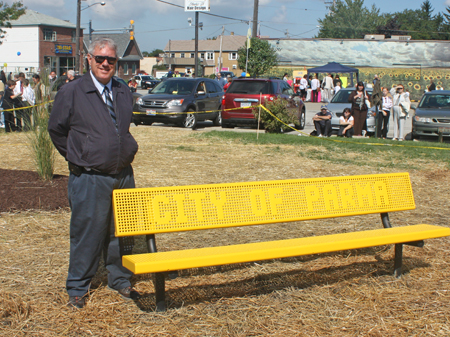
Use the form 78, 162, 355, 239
146, 109, 156, 116
438, 127, 450, 133
240, 102, 252, 108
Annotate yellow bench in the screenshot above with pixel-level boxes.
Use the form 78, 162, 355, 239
113, 172, 450, 311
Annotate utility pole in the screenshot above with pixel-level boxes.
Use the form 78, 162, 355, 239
75, 0, 81, 74
195, 11, 199, 76
218, 26, 224, 74
252, 0, 258, 38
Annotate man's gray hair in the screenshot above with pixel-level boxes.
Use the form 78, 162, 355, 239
68, 70, 75, 76
88, 37, 118, 56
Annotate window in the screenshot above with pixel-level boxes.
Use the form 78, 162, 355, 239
171, 53, 175, 58
44, 29, 56, 41
180, 53, 185, 58
206, 81, 218, 93
72, 31, 76, 43
123, 63, 129, 75
132, 63, 136, 75
206, 52, 214, 60
200, 53, 205, 59
190, 53, 194, 58
229, 52, 237, 60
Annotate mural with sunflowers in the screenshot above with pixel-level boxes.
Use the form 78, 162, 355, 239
358, 68, 449, 101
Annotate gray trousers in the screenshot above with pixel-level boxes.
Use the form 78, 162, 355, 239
66, 165, 135, 297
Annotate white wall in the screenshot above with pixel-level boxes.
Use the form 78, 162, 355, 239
0, 26, 40, 74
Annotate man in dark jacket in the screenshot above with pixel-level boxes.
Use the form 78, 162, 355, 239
48, 37, 139, 309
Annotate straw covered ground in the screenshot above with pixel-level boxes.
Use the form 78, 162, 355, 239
1, 127, 450, 336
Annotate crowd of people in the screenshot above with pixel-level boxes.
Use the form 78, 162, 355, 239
0, 70, 50, 132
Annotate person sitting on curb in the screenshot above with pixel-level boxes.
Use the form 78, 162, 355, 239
338, 108, 354, 138
313, 105, 332, 137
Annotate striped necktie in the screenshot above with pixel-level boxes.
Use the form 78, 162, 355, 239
103, 86, 117, 129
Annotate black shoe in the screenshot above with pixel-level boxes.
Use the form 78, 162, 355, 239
68, 296, 86, 309
109, 286, 141, 300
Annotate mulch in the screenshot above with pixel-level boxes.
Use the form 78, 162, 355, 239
0, 168, 69, 212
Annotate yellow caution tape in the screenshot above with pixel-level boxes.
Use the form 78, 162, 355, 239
1, 100, 54, 112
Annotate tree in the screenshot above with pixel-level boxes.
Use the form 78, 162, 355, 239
237, 38, 277, 77
316, 0, 383, 39
149, 49, 164, 57
0, 1, 26, 44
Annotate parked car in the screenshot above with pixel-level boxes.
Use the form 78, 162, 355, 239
412, 91, 450, 140
138, 75, 160, 89
326, 87, 377, 135
219, 71, 236, 79
133, 77, 223, 128
221, 78, 306, 129
114, 77, 142, 106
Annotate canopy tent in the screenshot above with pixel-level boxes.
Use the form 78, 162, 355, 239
307, 62, 359, 87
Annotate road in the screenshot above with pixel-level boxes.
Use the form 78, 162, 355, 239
135, 89, 413, 139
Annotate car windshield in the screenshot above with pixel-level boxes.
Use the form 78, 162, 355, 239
227, 81, 271, 94
331, 89, 372, 103
141, 76, 155, 80
419, 94, 450, 108
150, 80, 195, 95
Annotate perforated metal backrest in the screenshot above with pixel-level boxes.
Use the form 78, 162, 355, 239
113, 172, 415, 237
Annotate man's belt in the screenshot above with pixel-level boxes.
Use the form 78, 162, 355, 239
68, 162, 119, 177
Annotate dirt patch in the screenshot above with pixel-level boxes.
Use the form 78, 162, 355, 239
0, 169, 69, 212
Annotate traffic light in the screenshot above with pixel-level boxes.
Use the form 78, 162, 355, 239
130, 20, 134, 40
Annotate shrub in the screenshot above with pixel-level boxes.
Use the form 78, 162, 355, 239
27, 68, 55, 181
252, 97, 297, 133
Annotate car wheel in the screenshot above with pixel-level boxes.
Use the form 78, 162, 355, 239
212, 111, 222, 126
294, 110, 306, 130
183, 109, 197, 129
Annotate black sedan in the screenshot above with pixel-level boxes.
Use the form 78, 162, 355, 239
140, 75, 160, 89
133, 77, 223, 129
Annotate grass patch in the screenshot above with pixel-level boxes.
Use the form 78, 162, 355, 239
174, 145, 196, 152
200, 131, 450, 169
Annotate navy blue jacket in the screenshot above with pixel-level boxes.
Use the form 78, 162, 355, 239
48, 73, 138, 174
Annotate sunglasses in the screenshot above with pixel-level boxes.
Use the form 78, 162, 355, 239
92, 55, 117, 65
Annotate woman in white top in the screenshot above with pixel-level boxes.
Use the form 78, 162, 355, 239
390, 84, 410, 141
20, 79, 35, 130
377, 87, 392, 139
310, 75, 320, 102
338, 108, 354, 138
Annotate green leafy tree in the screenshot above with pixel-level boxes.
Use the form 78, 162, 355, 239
0, 1, 26, 44
149, 49, 164, 57
237, 38, 277, 77
317, 0, 383, 39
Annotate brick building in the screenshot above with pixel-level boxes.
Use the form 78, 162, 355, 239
162, 34, 246, 76
0, 10, 82, 76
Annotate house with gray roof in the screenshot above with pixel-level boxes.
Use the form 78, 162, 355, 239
83, 33, 143, 81
163, 34, 246, 76
0, 9, 82, 75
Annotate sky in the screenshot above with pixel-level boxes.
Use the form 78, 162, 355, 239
7, 0, 450, 52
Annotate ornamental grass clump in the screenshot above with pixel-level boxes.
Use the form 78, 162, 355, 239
253, 97, 296, 133
27, 68, 55, 181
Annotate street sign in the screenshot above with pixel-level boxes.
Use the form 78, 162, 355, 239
185, 0, 210, 11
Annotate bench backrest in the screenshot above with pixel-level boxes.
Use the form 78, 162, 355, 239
113, 172, 415, 237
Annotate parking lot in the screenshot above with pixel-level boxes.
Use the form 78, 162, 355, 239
135, 88, 413, 139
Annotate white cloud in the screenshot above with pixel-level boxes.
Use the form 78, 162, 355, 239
271, 5, 287, 24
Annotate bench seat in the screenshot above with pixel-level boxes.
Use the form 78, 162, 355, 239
123, 224, 450, 274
